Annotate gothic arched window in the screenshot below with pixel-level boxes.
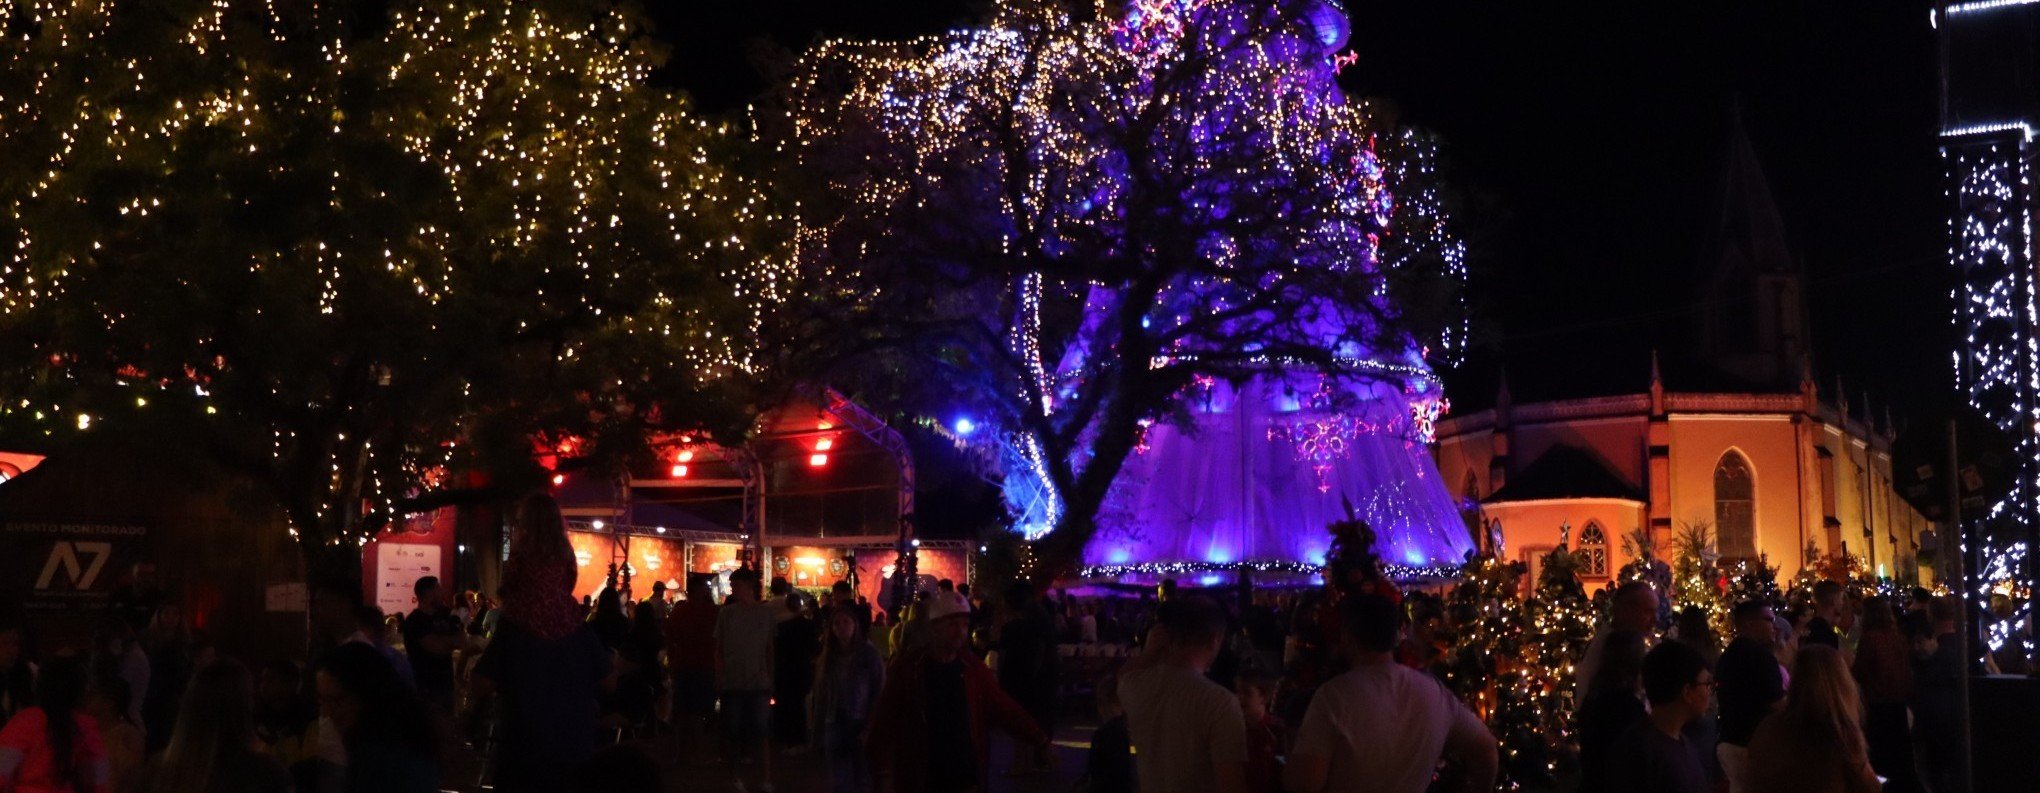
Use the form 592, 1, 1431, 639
1715, 451, 1757, 558
1578, 522, 1609, 577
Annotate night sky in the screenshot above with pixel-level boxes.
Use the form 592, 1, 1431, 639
648, 0, 1950, 421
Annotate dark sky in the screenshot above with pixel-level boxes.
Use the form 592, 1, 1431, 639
648, 1, 1950, 420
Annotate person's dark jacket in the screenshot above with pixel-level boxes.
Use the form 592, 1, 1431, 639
867, 651, 1048, 793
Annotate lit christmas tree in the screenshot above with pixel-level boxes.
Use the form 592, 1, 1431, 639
1445, 552, 1545, 789
1529, 532, 1596, 777
1668, 521, 1729, 638
0, 0, 778, 573
1617, 527, 1674, 625
1722, 553, 1784, 610
775, 0, 1469, 577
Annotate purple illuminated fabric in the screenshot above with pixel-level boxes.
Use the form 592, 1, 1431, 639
1084, 374, 1473, 570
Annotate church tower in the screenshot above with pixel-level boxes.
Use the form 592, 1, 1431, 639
1696, 104, 1811, 389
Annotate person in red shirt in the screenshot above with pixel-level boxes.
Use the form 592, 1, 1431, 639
0, 658, 108, 793
663, 577, 721, 749
867, 592, 1052, 793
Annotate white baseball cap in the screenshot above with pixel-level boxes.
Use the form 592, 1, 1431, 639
925, 591, 972, 621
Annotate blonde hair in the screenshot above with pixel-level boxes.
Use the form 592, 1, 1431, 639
1778, 645, 1868, 763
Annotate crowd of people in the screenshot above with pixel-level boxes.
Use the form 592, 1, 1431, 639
1566, 580, 1968, 793
0, 503, 1993, 793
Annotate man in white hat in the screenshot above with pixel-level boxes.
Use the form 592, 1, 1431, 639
868, 589, 1054, 793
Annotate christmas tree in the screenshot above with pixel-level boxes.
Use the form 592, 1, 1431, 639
1529, 534, 1596, 777
1723, 553, 1784, 610
1669, 522, 1729, 639
1445, 552, 1546, 789
1616, 528, 1673, 625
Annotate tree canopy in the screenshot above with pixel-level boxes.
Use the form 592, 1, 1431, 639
772, 0, 1467, 573
0, 0, 780, 568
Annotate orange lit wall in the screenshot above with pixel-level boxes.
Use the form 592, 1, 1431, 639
690, 542, 741, 574
770, 544, 855, 590
565, 531, 687, 602
850, 548, 969, 605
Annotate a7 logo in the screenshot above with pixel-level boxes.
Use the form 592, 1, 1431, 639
35, 541, 112, 591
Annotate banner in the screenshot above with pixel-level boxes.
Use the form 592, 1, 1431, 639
0, 520, 149, 612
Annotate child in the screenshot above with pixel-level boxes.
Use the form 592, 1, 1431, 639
1237, 673, 1286, 793
1085, 673, 1133, 793
84, 673, 145, 792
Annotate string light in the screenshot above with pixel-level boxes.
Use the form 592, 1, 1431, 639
780, 0, 1467, 561
1945, 136, 2038, 656
0, 0, 784, 549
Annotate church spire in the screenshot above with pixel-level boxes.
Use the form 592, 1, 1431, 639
1697, 99, 1812, 389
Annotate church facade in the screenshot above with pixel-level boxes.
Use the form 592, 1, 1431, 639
1431, 106, 1936, 591
1432, 366, 1933, 592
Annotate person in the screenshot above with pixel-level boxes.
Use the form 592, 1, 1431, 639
1804, 581, 1844, 650
1085, 674, 1133, 793
253, 660, 316, 769
1744, 645, 1880, 793
401, 575, 467, 711
602, 634, 662, 739
867, 590, 1051, 793
1116, 595, 1247, 793
623, 601, 668, 728
0, 657, 109, 793
1286, 593, 1496, 793
811, 604, 884, 793
1851, 596, 1916, 792
1574, 581, 1658, 700
1671, 605, 1720, 666
1911, 596, 1963, 793
1395, 605, 1447, 677
1602, 641, 1715, 793
716, 568, 778, 791
346, 605, 414, 688
772, 592, 820, 747
995, 580, 1057, 773
0, 620, 35, 726
80, 675, 140, 792
648, 581, 672, 624
89, 621, 149, 730
1575, 630, 1647, 793
1236, 673, 1285, 793
109, 564, 163, 635
131, 659, 291, 793
317, 643, 440, 793
664, 578, 720, 745
590, 587, 632, 651
472, 493, 616, 793
1716, 600, 1785, 793
139, 604, 192, 752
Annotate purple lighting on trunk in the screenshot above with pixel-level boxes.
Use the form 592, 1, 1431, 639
1081, 375, 1473, 573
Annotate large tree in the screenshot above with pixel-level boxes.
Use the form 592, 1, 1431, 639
772, 0, 1465, 575
0, 0, 778, 574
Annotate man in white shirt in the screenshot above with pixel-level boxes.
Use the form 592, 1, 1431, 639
1118, 595, 1247, 793
1286, 593, 1498, 793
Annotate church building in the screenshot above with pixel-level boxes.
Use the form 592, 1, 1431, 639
1431, 111, 1935, 591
